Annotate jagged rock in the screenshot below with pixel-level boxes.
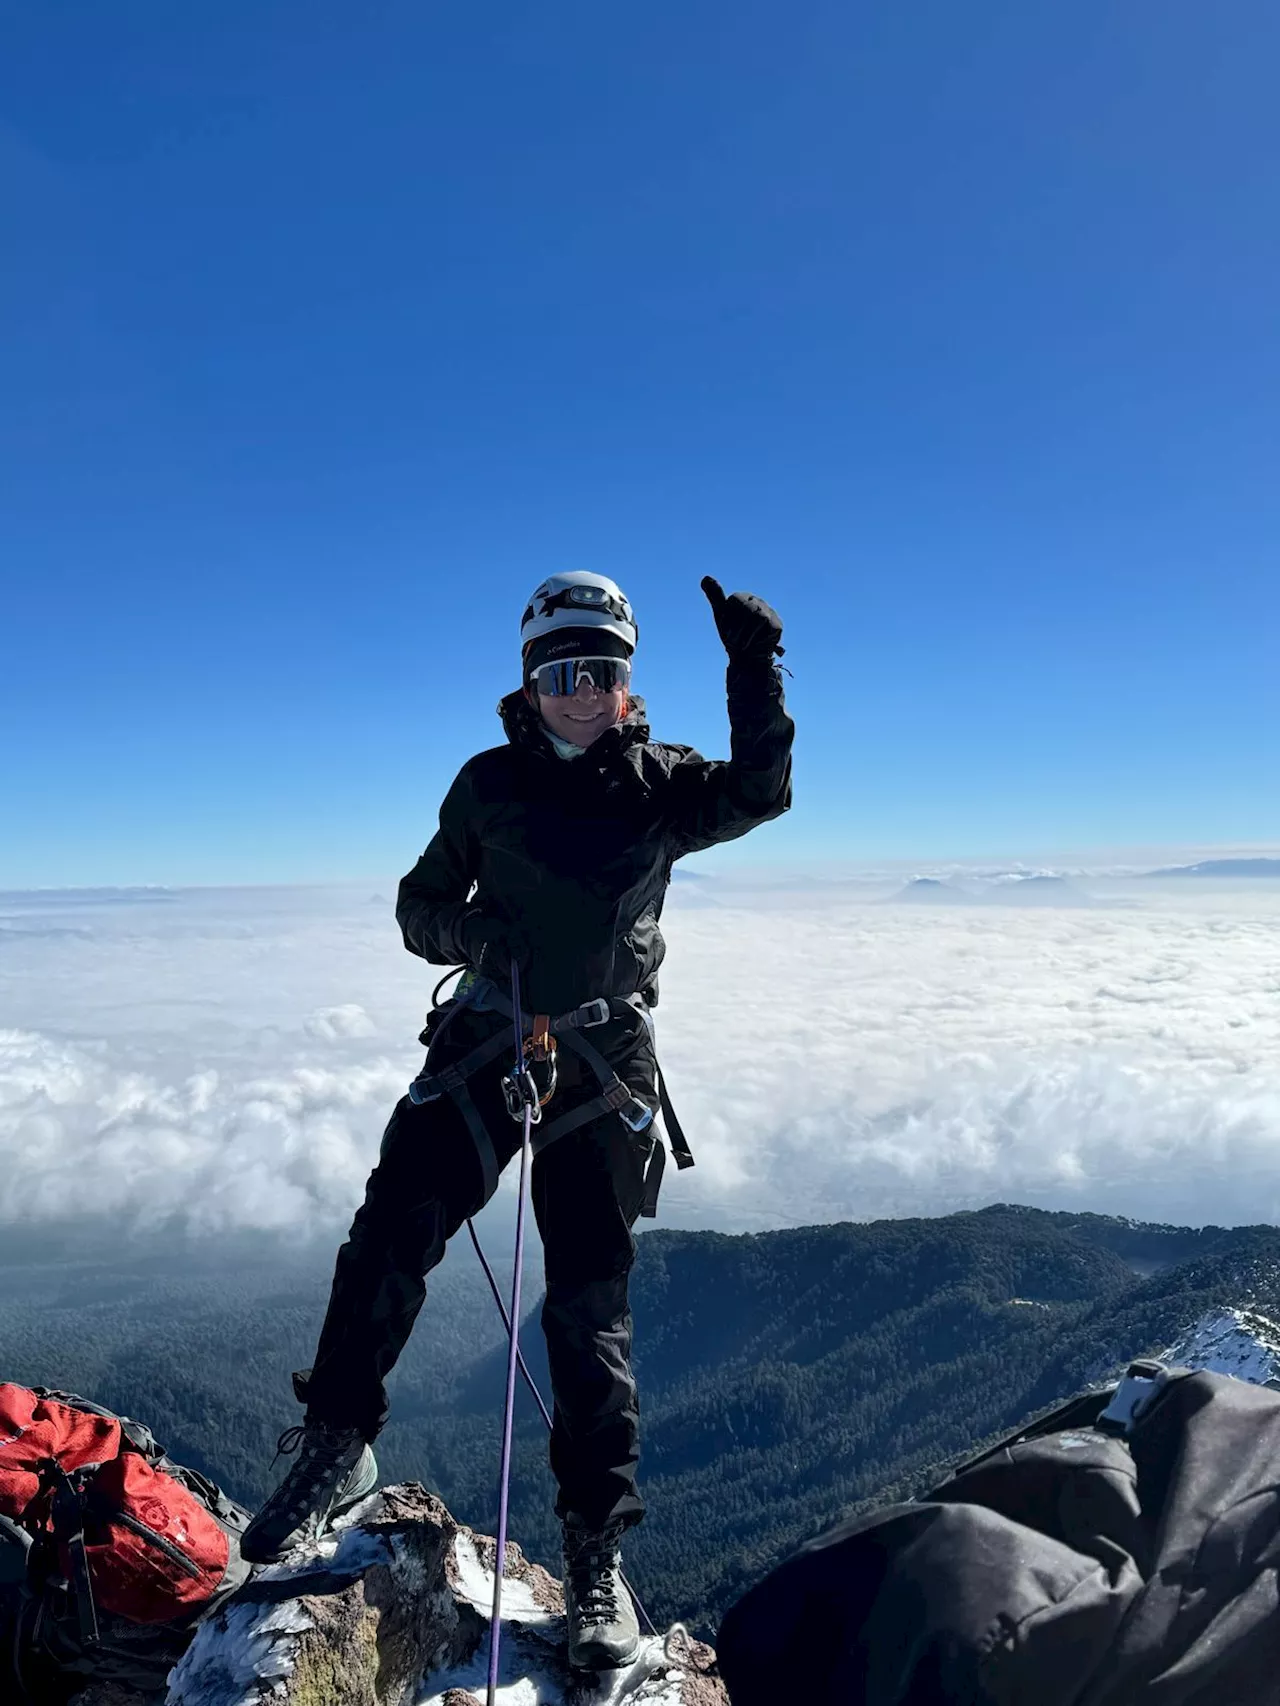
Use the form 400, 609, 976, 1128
165, 1483, 723, 1706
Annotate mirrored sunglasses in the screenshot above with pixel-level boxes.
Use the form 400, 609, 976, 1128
530, 656, 632, 697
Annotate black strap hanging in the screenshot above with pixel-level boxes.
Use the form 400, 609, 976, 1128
46, 1465, 99, 1647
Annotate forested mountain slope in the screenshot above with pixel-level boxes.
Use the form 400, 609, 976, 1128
3, 1205, 1277, 1635
455, 1206, 1275, 1627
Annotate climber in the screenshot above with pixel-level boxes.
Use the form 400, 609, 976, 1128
241, 569, 793, 1671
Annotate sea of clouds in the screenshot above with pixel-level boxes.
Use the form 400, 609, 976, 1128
2, 868, 1279, 1239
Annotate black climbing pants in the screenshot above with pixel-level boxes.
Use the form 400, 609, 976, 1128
302, 1006, 657, 1533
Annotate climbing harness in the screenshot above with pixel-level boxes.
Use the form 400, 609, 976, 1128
486, 962, 537, 1706
408, 973, 694, 1218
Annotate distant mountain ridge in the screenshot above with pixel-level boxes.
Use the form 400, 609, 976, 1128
1148, 858, 1280, 878
876, 856, 1280, 899
885, 873, 1096, 907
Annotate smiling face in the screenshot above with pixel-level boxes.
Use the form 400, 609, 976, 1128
535, 678, 628, 747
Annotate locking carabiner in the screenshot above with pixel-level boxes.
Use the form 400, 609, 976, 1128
501, 1017, 558, 1123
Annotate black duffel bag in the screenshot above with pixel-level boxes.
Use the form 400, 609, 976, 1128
719, 1363, 1280, 1706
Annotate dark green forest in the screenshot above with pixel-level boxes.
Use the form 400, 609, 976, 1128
2, 1205, 1275, 1635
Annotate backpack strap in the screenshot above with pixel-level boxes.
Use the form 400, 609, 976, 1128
1096, 1360, 1185, 1436
0, 1511, 32, 1586
45, 1465, 99, 1646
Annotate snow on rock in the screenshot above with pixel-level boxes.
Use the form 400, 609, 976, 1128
1162, 1306, 1280, 1388
166, 1484, 477, 1706
69, 1485, 724, 1706
421, 1531, 718, 1706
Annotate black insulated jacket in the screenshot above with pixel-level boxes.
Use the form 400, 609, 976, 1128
396, 659, 793, 1015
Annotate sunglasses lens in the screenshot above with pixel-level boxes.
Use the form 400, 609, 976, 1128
532, 658, 630, 696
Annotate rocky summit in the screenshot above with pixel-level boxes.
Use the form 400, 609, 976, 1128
69, 1484, 722, 1706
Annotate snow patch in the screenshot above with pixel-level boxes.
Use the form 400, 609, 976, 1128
169, 1600, 314, 1706
169, 1506, 395, 1704
1163, 1307, 1280, 1388
450, 1531, 549, 1622
419, 1534, 689, 1704
417, 1629, 690, 1706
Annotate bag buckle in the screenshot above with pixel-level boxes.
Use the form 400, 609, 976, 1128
615, 1089, 654, 1133
1097, 1360, 1170, 1436
561, 998, 611, 1030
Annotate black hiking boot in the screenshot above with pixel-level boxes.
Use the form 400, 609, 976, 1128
561, 1515, 641, 1672
240, 1419, 377, 1564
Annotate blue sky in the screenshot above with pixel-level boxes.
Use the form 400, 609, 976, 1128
4, 0, 1278, 887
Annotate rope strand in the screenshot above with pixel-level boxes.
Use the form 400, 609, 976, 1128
485, 964, 535, 1706
466, 1219, 657, 1638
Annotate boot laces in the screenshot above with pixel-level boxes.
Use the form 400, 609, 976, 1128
565, 1526, 625, 1626
268, 1420, 360, 1498
271, 1424, 307, 1467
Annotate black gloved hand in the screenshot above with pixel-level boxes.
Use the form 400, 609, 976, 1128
458, 907, 530, 977
701, 577, 785, 661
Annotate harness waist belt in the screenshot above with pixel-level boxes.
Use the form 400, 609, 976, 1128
407, 977, 694, 1216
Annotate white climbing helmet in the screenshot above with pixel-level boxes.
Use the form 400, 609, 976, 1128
519, 571, 638, 654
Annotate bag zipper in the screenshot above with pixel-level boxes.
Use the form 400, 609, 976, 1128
111, 1509, 204, 1579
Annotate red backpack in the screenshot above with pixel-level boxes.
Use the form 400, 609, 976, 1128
0, 1384, 252, 1697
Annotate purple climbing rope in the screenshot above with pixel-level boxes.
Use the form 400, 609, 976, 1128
467, 1209, 658, 1639
486, 964, 535, 1706
468, 1219, 555, 1433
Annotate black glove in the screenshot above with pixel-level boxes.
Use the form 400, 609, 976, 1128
701, 577, 785, 661
458, 907, 530, 976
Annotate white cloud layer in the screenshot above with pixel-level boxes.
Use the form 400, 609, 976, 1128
1, 871, 1278, 1237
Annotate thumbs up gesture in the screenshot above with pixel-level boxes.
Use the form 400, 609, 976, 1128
701, 577, 785, 661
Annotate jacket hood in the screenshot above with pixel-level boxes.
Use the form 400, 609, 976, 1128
497, 690, 651, 755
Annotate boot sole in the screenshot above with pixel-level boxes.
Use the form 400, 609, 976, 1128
568, 1632, 642, 1672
